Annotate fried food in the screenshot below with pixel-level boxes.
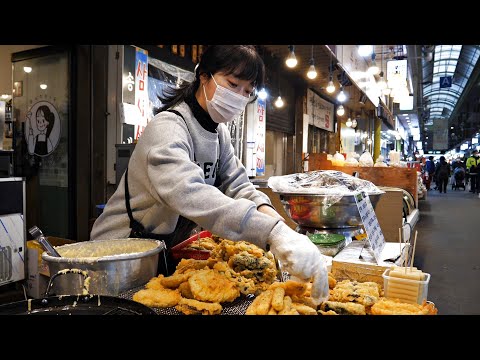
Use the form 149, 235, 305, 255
188, 269, 240, 303
291, 302, 318, 315
175, 298, 222, 315
267, 307, 278, 315
245, 289, 274, 315
278, 295, 294, 315
370, 298, 438, 315
318, 310, 338, 315
213, 261, 258, 295
330, 280, 381, 307
184, 236, 219, 251
270, 280, 308, 297
145, 275, 165, 290
320, 301, 366, 315
132, 288, 181, 308
209, 239, 278, 295
246, 281, 318, 315
328, 273, 337, 289
175, 258, 211, 274
291, 295, 317, 309
161, 272, 193, 289
271, 287, 286, 311
178, 282, 194, 299
212, 239, 265, 260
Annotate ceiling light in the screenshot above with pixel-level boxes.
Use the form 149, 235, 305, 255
306, 45, 317, 79
258, 88, 268, 100
367, 54, 380, 75
275, 96, 284, 108
285, 45, 297, 68
337, 105, 345, 116
377, 71, 387, 90
358, 45, 373, 57
337, 86, 347, 103
326, 80, 335, 93
307, 64, 317, 79
450, 126, 454, 129
40, 84, 47, 90
23, 66, 32, 73
326, 58, 335, 93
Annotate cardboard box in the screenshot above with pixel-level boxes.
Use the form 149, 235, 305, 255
332, 241, 410, 286
374, 189, 404, 243
26, 237, 75, 298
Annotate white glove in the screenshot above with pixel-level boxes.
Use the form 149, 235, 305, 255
267, 221, 329, 305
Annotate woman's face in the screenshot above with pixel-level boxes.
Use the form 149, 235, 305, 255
36, 110, 49, 131
202, 72, 255, 101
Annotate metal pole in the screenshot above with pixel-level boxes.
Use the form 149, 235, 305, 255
374, 116, 381, 161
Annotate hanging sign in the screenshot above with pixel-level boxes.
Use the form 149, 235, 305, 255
354, 191, 386, 263
306, 89, 334, 132
440, 76, 452, 88
255, 98, 266, 175
134, 47, 149, 140
122, 45, 136, 105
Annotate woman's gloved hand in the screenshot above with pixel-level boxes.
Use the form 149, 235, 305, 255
257, 204, 285, 222
267, 221, 329, 305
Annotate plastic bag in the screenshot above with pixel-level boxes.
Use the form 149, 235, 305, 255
358, 151, 374, 167
374, 154, 387, 167
332, 152, 345, 166
268, 170, 384, 195
345, 152, 359, 167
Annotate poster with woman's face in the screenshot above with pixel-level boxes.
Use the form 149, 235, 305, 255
24, 100, 61, 157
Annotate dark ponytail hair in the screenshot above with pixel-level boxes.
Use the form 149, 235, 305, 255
36, 105, 55, 138
155, 45, 265, 114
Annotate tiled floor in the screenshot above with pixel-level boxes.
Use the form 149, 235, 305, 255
414, 187, 480, 314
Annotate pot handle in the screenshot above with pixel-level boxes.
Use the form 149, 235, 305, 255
44, 269, 91, 298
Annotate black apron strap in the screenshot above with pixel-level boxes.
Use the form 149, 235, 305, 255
122, 108, 220, 274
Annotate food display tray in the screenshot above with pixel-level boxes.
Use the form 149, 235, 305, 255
118, 272, 290, 315
119, 286, 254, 315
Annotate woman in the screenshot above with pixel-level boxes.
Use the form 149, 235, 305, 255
27, 105, 55, 156
435, 156, 450, 193
91, 45, 328, 304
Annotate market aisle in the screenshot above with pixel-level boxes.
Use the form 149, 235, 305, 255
414, 187, 480, 314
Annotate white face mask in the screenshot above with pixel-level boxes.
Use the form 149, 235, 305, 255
203, 75, 250, 123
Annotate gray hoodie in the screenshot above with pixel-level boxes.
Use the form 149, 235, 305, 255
90, 102, 279, 249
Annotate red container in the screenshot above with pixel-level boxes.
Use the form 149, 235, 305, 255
170, 230, 213, 260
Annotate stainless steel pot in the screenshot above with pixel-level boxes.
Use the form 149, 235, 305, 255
42, 238, 165, 296
278, 192, 383, 228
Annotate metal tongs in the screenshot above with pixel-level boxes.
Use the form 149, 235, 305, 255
28, 225, 61, 257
